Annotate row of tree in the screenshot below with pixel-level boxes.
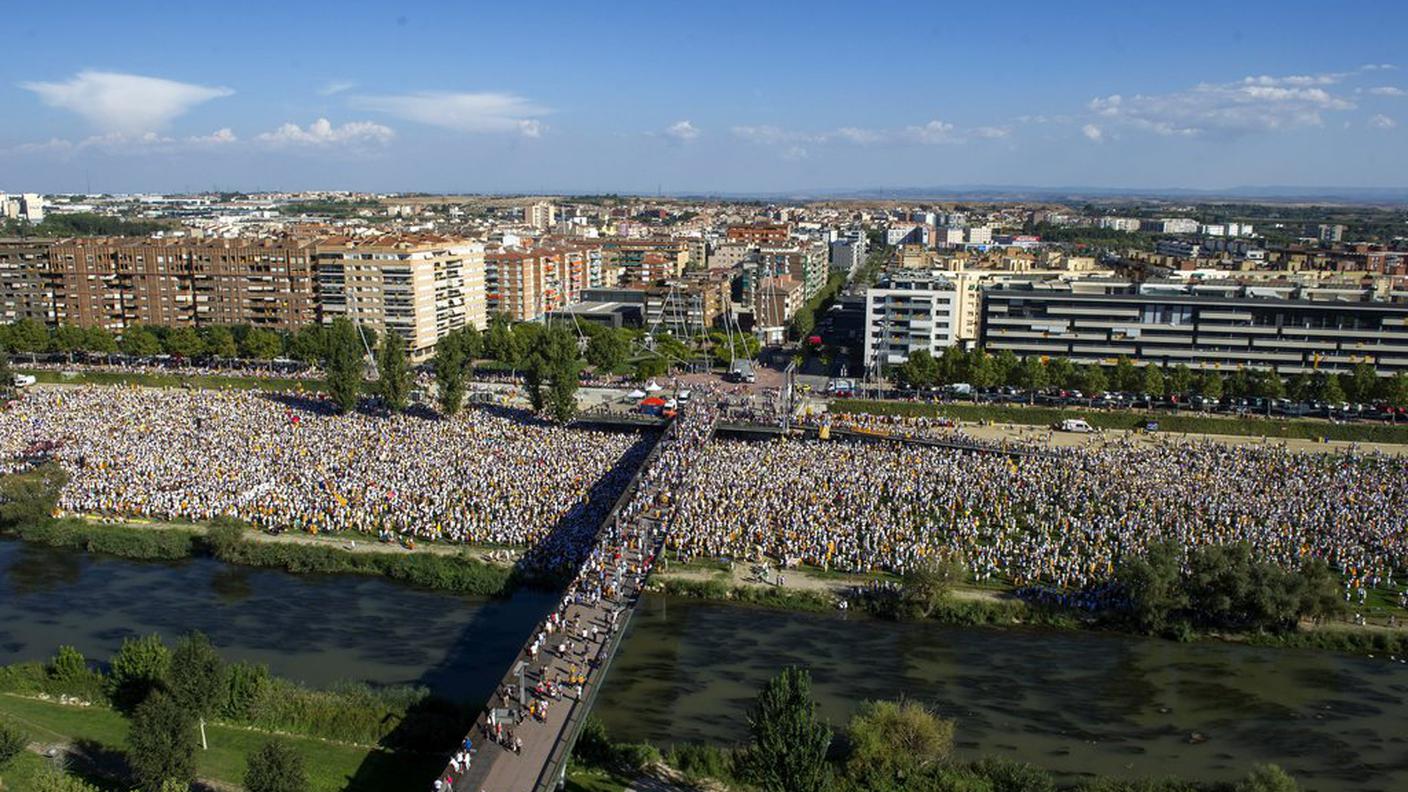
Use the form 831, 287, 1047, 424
0, 319, 332, 363
896, 347, 1408, 406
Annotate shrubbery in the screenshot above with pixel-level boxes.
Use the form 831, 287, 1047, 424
0, 718, 26, 769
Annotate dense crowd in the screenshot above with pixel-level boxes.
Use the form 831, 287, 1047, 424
665, 435, 1408, 598
0, 387, 647, 569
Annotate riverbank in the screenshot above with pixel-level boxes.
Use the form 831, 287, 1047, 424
651, 563, 1408, 657
0, 516, 518, 597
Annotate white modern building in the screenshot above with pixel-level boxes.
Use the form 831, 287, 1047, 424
863, 272, 960, 368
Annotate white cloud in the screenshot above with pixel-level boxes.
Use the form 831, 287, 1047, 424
834, 127, 884, 144
351, 91, 548, 136
902, 120, 959, 144
1361, 64, 1398, 71
1368, 86, 1406, 97
664, 120, 700, 142
255, 118, 395, 147
731, 125, 824, 145
1082, 124, 1104, 143
973, 125, 1013, 139
186, 128, 237, 145
782, 146, 809, 161
1088, 72, 1357, 137
20, 70, 232, 134
1369, 114, 1398, 129
318, 81, 356, 96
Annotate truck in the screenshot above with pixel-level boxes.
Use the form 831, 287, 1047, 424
1054, 418, 1094, 433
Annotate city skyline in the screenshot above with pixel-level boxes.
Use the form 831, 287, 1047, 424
1, 0, 1406, 194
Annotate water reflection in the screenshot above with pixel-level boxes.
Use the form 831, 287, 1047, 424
0, 540, 553, 703
595, 595, 1408, 792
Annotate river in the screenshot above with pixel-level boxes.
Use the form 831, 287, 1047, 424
594, 595, 1408, 792
0, 540, 553, 702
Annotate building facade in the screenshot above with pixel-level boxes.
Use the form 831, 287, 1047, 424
863, 272, 960, 368
316, 235, 485, 360
980, 280, 1408, 375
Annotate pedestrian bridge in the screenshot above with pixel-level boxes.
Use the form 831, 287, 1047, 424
446, 404, 715, 792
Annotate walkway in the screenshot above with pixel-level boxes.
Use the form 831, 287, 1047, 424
440, 397, 720, 792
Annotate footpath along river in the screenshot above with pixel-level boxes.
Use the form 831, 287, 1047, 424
595, 594, 1408, 792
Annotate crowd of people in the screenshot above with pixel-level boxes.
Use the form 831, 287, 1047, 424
0, 386, 648, 570
664, 434, 1408, 599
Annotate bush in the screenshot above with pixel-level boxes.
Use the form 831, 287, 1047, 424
573, 716, 615, 768
221, 662, 273, 722
245, 740, 309, 792
666, 742, 738, 785
845, 699, 955, 783
127, 691, 197, 792
971, 757, 1057, 792
0, 719, 26, 769
30, 763, 103, 792
47, 645, 88, 683
1236, 764, 1298, 792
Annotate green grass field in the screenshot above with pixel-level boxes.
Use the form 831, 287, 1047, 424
830, 398, 1408, 444
0, 692, 442, 792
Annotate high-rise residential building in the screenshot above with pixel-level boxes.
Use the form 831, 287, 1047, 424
830, 238, 864, 276
644, 270, 731, 338
863, 272, 960, 368
315, 234, 485, 360
0, 240, 57, 324
598, 237, 688, 285
37, 237, 317, 332
753, 275, 805, 344
524, 201, 556, 231
19, 194, 44, 223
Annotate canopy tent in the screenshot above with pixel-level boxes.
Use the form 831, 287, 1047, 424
644, 381, 664, 392
640, 396, 667, 407
626, 389, 647, 399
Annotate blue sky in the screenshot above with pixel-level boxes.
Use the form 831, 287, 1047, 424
1, 0, 1405, 194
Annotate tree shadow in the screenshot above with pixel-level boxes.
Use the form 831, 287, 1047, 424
343, 425, 662, 791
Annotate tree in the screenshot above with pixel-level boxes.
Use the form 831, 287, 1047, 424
106, 634, 170, 713
1287, 372, 1313, 402
83, 326, 118, 355
322, 318, 364, 414
1225, 368, 1251, 399
586, 328, 630, 371
121, 325, 162, 357
524, 326, 581, 423
1379, 371, 1408, 408
8, 318, 50, 358
992, 349, 1019, 387
433, 330, 470, 416
899, 555, 967, 620
845, 699, 954, 785
127, 691, 197, 792
1079, 364, 1108, 397
0, 347, 11, 397
241, 328, 283, 361
484, 314, 523, 367
1168, 363, 1193, 397
1200, 371, 1224, 400
169, 632, 225, 751
1114, 541, 1188, 635
286, 325, 326, 363
375, 331, 411, 412
203, 326, 239, 359
163, 326, 205, 359
244, 740, 308, 792
1015, 356, 1048, 392
0, 719, 24, 770
1141, 364, 1165, 397
936, 346, 969, 385
1345, 362, 1378, 404
967, 349, 997, 389
896, 350, 938, 389
1319, 373, 1346, 404
52, 324, 88, 361
30, 764, 104, 792
1112, 357, 1139, 392
741, 667, 832, 792
1254, 369, 1285, 400
1046, 356, 1078, 390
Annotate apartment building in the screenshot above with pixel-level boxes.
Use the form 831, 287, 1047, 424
862, 272, 960, 367
980, 279, 1408, 375
598, 237, 688, 285
726, 223, 791, 246
0, 240, 56, 323
644, 270, 731, 338
754, 275, 805, 344
316, 234, 485, 360
25, 237, 318, 332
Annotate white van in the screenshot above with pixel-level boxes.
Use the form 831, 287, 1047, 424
12, 374, 36, 388
1056, 418, 1094, 433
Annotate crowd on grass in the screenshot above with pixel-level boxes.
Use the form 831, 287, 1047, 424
0, 386, 648, 572
664, 434, 1408, 605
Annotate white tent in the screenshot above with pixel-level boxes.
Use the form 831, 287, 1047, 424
644, 381, 664, 392
627, 389, 647, 399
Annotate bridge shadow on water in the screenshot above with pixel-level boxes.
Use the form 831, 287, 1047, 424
342, 425, 660, 791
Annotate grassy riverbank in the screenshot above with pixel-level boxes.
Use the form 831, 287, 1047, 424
830, 397, 1408, 444
0, 516, 516, 597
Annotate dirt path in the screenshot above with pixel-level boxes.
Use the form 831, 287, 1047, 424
961, 420, 1408, 456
